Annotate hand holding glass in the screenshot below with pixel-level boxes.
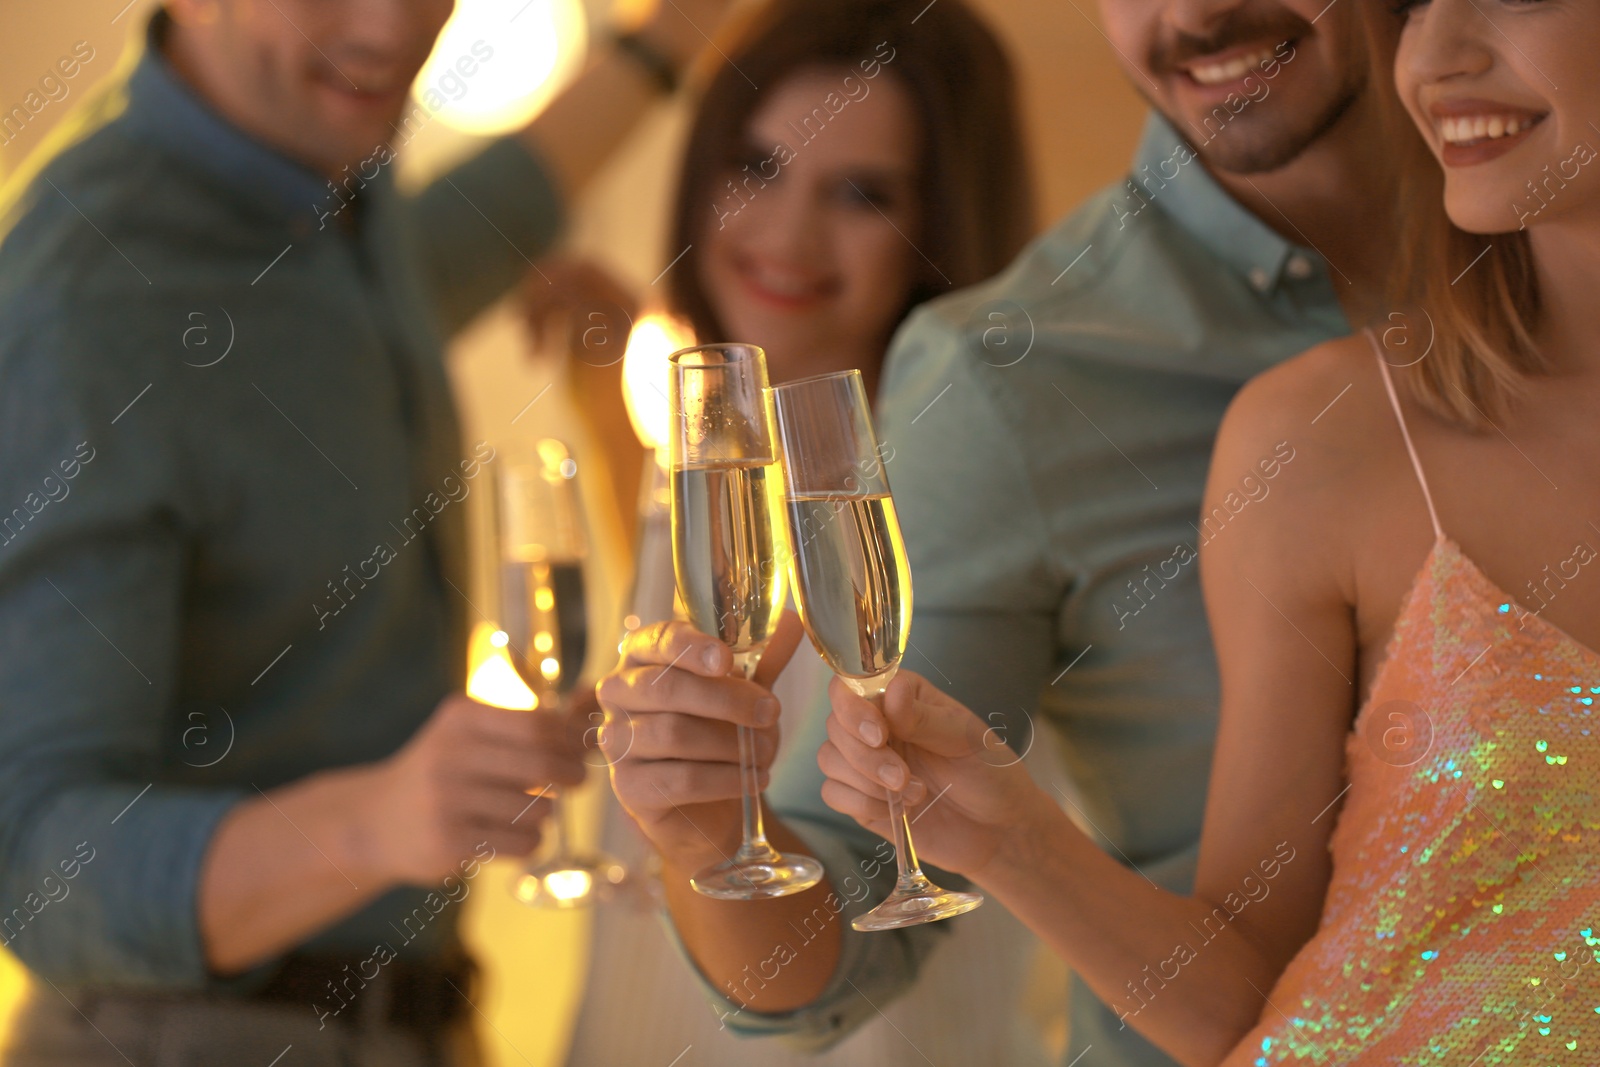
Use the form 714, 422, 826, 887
669, 343, 824, 899
768, 370, 983, 931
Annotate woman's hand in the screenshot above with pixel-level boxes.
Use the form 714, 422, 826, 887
522, 255, 638, 364
817, 670, 1053, 881
596, 614, 804, 876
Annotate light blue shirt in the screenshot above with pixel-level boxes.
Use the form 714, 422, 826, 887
688, 114, 1350, 1066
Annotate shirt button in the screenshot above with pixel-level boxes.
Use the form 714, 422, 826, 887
1286, 255, 1314, 280
1248, 266, 1271, 292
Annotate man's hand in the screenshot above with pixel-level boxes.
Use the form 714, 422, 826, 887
818, 671, 1051, 880
368, 692, 589, 884
597, 613, 804, 875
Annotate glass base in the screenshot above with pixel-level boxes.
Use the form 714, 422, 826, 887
690, 848, 824, 901
512, 853, 629, 910
851, 874, 984, 932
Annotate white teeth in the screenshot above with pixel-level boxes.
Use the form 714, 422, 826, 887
1188, 47, 1279, 86
751, 268, 819, 298
1437, 113, 1537, 145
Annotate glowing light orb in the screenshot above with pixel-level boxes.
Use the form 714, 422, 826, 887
412, 0, 588, 136
622, 313, 696, 454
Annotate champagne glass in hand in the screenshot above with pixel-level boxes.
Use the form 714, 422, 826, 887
769, 370, 982, 931
669, 343, 824, 899
498, 441, 624, 908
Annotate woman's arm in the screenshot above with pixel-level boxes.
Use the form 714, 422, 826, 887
817, 350, 1363, 1065
518, 0, 735, 201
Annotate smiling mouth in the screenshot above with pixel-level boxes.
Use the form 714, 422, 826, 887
735, 257, 836, 309
1435, 111, 1546, 147
311, 66, 412, 104
1182, 42, 1290, 87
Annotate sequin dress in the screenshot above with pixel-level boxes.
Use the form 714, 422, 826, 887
1218, 337, 1600, 1066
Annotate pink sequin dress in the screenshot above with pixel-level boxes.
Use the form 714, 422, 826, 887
1218, 336, 1600, 1066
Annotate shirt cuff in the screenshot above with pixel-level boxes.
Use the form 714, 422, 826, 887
659, 816, 942, 1051
4, 786, 247, 989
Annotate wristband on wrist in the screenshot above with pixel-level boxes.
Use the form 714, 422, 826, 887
613, 31, 681, 96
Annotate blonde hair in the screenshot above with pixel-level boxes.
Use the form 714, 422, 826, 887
1382, 45, 1546, 430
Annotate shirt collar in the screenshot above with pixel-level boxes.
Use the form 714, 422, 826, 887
118, 9, 336, 223
1130, 112, 1308, 293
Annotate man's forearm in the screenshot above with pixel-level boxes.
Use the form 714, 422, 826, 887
197, 764, 394, 976
663, 818, 842, 1014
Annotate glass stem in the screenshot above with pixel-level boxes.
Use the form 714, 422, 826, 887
731, 649, 774, 860
553, 785, 577, 863
873, 695, 929, 889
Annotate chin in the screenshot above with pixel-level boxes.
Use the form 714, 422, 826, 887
1444, 182, 1539, 235
1443, 206, 1518, 236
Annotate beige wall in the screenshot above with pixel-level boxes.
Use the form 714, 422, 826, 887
0, 1, 1143, 1062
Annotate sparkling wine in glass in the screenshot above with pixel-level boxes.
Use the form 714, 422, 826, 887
498, 440, 625, 909
769, 369, 983, 931
669, 343, 824, 900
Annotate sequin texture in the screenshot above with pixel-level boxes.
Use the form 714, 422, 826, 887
1219, 538, 1600, 1065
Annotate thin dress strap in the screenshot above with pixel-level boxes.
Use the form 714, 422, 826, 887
1364, 327, 1445, 542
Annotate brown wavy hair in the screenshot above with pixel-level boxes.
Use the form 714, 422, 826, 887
665, 0, 1034, 345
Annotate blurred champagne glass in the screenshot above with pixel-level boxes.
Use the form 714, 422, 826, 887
497, 440, 625, 908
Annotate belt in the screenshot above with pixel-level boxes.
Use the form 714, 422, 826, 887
252, 949, 478, 1037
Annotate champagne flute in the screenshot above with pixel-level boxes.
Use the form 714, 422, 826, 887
498, 440, 625, 909
768, 370, 983, 931
669, 343, 824, 900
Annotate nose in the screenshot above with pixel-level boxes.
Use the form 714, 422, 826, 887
337, 0, 452, 74
1399, 0, 1494, 88
746, 177, 826, 265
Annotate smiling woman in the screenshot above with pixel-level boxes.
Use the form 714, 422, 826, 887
667, 0, 1033, 394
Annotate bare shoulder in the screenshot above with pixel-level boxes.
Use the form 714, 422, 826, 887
1218, 333, 1407, 486
1225, 335, 1384, 443
1204, 333, 1414, 592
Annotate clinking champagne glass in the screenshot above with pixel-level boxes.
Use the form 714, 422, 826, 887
669, 343, 824, 900
498, 440, 625, 909
768, 370, 983, 932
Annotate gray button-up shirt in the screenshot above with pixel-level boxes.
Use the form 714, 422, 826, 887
0, 14, 561, 989
695, 114, 1351, 1067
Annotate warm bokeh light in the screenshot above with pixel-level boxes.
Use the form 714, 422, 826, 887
541, 868, 593, 903
466, 624, 538, 710
621, 313, 695, 454
610, 0, 659, 31
412, 0, 588, 136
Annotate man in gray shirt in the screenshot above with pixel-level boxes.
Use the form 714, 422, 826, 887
598, 0, 1404, 1064
0, 1, 729, 1063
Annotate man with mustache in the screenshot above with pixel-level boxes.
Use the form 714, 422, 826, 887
598, 1, 1404, 1064
0, 0, 730, 1063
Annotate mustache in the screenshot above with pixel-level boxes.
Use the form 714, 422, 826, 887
1149, 12, 1310, 75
